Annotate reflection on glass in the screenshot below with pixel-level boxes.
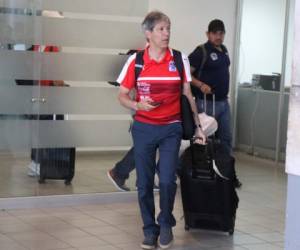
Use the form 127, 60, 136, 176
0, 1, 148, 198
0, 7, 61, 17
12, 11, 71, 181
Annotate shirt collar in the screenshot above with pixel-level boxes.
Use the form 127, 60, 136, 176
206, 41, 215, 50
206, 41, 224, 53
144, 46, 172, 64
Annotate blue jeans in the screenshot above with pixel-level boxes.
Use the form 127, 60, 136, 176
132, 121, 182, 237
197, 99, 232, 155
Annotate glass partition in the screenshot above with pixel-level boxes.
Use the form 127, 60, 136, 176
235, 0, 292, 161
0, 0, 148, 197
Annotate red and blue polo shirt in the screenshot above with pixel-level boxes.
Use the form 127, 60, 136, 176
117, 47, 192, 125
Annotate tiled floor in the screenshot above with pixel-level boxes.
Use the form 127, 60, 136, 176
0, 152, 286, 249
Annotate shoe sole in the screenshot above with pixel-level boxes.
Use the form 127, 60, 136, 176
159, 239, 174, 249
27, 172, 38, 177
106, 171, 128, 192
140, 243, 156, 249
27, 169, 39, 177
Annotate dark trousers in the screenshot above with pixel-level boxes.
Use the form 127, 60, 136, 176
132, 121, 182, 237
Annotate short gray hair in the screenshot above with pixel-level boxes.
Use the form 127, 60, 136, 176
141, 11, 170, 32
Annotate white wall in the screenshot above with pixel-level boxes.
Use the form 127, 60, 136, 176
285, 0, 295, 87
292, 0, 300, 86
149, 0, 238, 68
238, 0, 286, 84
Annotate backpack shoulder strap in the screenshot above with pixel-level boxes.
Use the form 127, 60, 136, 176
135, 49, 185, 82
134, 50, 145, 82
220, 44, 228, 53
198, 44, 207, 76
172, 49, 184, 82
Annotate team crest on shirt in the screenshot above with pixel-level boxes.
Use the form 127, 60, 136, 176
210, 52, 218, 61
169, 61, 177, 72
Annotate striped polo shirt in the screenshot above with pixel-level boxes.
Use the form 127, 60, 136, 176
117, 47, 192, 125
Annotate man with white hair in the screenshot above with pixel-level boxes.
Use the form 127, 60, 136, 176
117, 11, 205, 249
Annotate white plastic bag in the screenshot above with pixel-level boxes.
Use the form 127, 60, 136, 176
179, 113, 218, 156
198, 112, 218, 137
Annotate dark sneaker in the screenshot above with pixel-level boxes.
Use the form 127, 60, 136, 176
234, 178, 242, 189
107, 169, 130, 192
159, 228, 173, 249
141, 235, 158, 249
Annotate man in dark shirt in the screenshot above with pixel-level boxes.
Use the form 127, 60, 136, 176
189, 19, 241, 188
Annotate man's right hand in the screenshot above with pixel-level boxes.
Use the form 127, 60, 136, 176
136, 100, 159, 111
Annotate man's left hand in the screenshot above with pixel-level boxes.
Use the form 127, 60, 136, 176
193, 127, 206, 144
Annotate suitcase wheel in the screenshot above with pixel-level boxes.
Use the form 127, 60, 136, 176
64, 180, 72, 185
184, 225, 190, 231
38, 178, 46, 184
228, 228, 234, 235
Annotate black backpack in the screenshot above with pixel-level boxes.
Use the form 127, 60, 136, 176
134, 49, 195, 140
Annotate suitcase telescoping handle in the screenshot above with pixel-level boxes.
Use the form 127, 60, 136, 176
203, 92, 217, 139
189, 92, 216, 167
203, 92, 216, 118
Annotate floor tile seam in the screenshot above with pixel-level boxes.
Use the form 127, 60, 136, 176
0, 232, 32, 250
249, 235, 285, 244
1, 212, 35, 226
96, 228, 141, 241
1, 233, 46, 250
50, 220, 138, 245
54, 213, 110, 229
230, 231, 273, 245
78, 224, 129, 238
241, 242, 283, 248
54, 234, 116, 249
46, 221, 106, 239
193, 240, 248, 249
75, 207, 127, 222
30, 224, 87, 249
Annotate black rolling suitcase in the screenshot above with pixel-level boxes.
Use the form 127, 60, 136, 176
37, 148, 76, 185
179, 140, 239, 234
179, 93, 238, 234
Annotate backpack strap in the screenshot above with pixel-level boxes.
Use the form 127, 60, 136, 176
196, 44, 207, 79
134, 49, 185, 83
134, 50, 145, 82
172, 49, 184, 82
220, 44, 228, 53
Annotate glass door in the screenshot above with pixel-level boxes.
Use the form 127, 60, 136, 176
0, 0, 148, 198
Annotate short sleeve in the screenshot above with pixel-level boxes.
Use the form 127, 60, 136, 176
188, 46, 204, 71
181, 53, 192, 83
116, 54, 136, 90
